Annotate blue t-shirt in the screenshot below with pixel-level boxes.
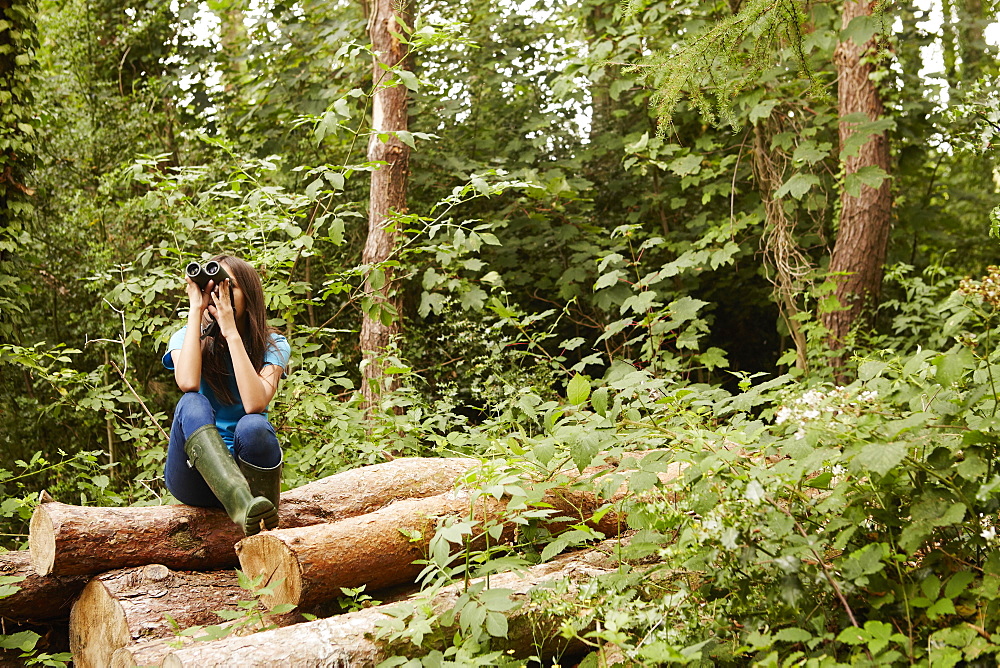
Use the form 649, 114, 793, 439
163, 327, 291, 450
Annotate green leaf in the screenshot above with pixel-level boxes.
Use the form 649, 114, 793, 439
570, 431, 601, 472
668, 154, 701, 176
594, 270, 624, 291
0, 631, 39, 652
934, 347, 974, 386
395, 130, 416, 149
852, 441, 907, 477
791, 140, 831, 165
567, 374, 591, 405
774, 627, 812, 643
774, 173, 820, 200
591, 387, 609, 416
837, 626, 867, 645
325, 171, 346, 190
844, 166, 889, 198
858, 360, 888, 381
396, 69, 419, 91
749, 99, 779, 125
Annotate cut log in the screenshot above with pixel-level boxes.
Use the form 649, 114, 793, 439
237, 491, 510, 612
68, 564, 261, 668
108, 584, 420, 668
30, 456, 477, 577
161, 548, 617, 667
111, 638, 183, 668
0, 550, 90, 622
235, 456, 685, 611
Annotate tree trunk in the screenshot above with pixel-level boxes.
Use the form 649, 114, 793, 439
212, 0, 249, 94
0, 550, 89, 623
69, 564, 260, 668
30, 457, 477, 577
160, 548, 617, 667
360, 0, 412, 412
236, 458, 685, 610
822, 0, 892, 364
236, 492, 510, 610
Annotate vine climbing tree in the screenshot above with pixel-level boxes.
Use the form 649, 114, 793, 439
0, 0, 37, 342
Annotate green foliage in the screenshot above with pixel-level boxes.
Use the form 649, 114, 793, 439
624, 0, 821, 133
5, 0, 1000, 663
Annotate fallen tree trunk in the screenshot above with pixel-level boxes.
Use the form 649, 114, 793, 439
0, 550, 90, 622
30, 457, 477, 577
237, 491, 511, 611
236, 456, 685, 611
68, 564, 265, 668
160, 548, 617, 667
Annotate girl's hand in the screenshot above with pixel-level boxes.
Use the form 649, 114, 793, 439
208, 278, 239, 340
186, 277, 213, 316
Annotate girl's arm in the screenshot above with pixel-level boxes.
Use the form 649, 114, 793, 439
172, 277, 212, 392
210, 279, 283, 414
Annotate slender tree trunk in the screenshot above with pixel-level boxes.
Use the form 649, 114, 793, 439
212, 0, 249, 94
822, 0, 892, 366
361, 0, 412, 413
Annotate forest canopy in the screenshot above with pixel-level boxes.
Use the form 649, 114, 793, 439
3, 0, 1000, 665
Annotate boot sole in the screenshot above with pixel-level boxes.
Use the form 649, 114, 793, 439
244, 497, 279, 535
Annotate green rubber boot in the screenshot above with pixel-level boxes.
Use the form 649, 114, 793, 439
184, 425, 278, 536
237, 455, 283, 512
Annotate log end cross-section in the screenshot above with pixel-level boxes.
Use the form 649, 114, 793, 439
69, 572, 136, 668
28, 504, 56, 576
235, 533, 303, 611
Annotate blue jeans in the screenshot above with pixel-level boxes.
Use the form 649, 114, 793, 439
165, 392, 282, 507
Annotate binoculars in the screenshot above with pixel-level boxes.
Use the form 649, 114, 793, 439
185, 261, 231, 290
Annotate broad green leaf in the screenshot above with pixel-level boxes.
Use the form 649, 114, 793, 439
774, 173, 820, 200
852, 441, 907, 477
570, 431, 601, 472
395, 130, 416, 149
774, 627, 812, 643
844, 166, 890, 198
791, 140, 831, 165
567, 374, 591, 405
749, 99, 779, 125
668, 154, 701, 177
396, 69, 419, 91
934, 347, 974, 386
594, 270, 624, 291
858, 360, 888, 381
591, 387, 609, 416
0, 631, 39, 652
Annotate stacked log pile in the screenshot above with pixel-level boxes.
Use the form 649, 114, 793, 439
2, 452, 681, 667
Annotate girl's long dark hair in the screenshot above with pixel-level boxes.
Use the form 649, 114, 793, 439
201, 255, 278, 405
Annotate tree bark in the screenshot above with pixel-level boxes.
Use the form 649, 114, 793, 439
0, 550, 89, 623
30, 457, 477, 577
69, 564, 256, 668
360, 0, 412, 412
236, 457, 685, 610
822, 0, 892, 364
160, 548, 617, 667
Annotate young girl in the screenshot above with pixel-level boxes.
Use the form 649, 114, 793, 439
162, 255, 291, 536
